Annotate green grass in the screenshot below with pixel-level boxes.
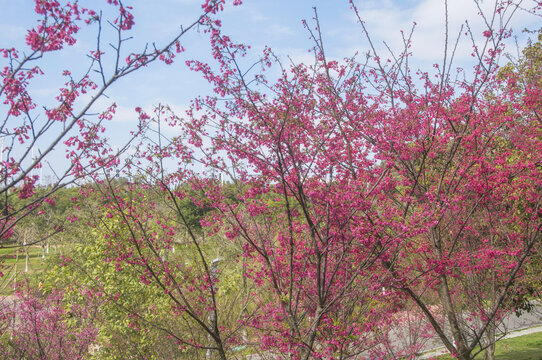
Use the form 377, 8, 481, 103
1, 245, 49, 267
437, 331, 542, 360
0, 245, 59, 295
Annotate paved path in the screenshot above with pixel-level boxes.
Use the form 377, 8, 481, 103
420, 324, 542, 359
419, 305, 542, 359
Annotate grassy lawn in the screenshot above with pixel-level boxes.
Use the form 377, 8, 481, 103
0, 245, 59, 295
437, 331, 542, 360
1, 245, 49, 268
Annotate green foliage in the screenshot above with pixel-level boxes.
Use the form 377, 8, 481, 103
45, 232, 179, 359
41, 182, 251, 359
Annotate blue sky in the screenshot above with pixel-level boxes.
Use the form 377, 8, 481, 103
0, 0, 540, 179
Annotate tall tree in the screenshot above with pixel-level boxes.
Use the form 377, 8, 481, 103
174, 1, 541, 359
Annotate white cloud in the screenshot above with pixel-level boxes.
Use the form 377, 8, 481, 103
266, 24, 295, 37
275, 47, 316, 66
340, 0, 539, 71
111, 105, 140, 123
247, 10, 270, 23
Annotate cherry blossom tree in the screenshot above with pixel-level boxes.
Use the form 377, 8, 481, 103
0, 0, 235, 248
2, 1, 539, 359
168, 8, 417, 359
348, 1, 542, 358
0, 1, 247, 356
0, 286, 98, 359
163, 1, 541, 359
0, 0, 240, 289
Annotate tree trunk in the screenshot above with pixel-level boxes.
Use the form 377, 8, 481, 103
216, 345, 227, 360
484, 264, 497, 360
300, 307, 323, 360
438, 276, 471, 360
483, 318, 496, 360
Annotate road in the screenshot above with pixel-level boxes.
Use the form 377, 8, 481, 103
417, 303, 542, 359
